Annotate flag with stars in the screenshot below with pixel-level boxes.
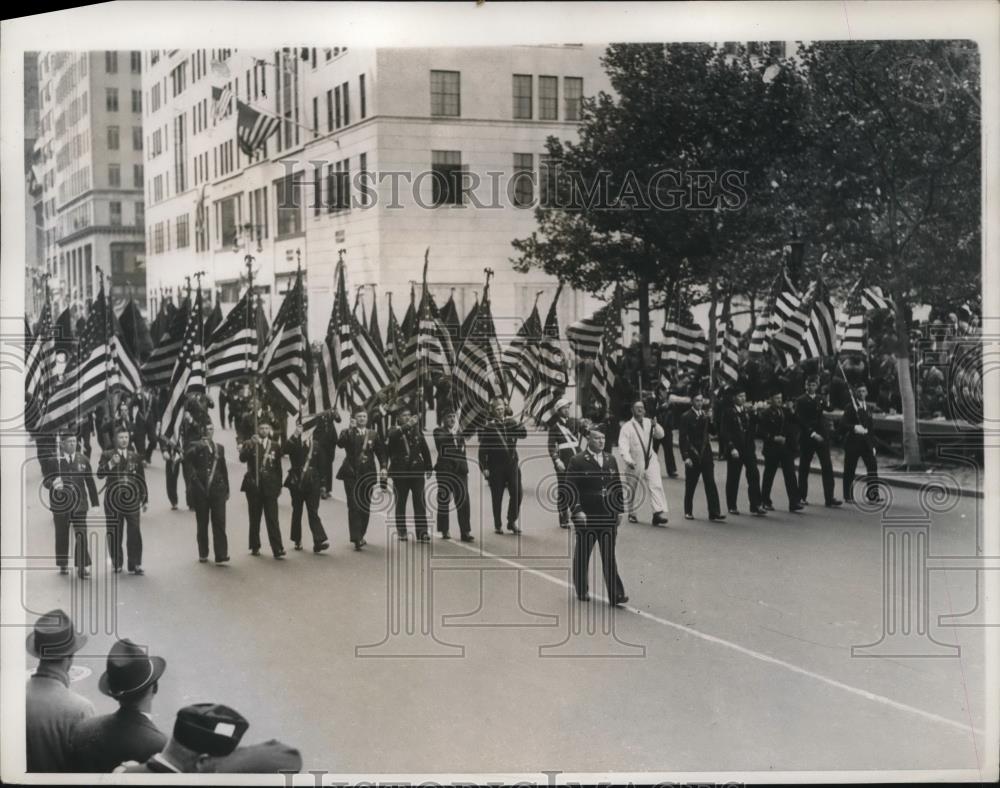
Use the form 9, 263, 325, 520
160, 290, 206, 441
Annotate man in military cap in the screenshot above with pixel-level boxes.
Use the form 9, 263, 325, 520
185, 423, 231, 564
758, 390, 805, 513
41, 431, 100, 577
678, 391, 725, 521
282, 422, 331, 553
841, 382, 882, 503
433, 409, 473, 541
796, 375, 843, 507
720, 386, 765, 516
98, 427, 149, 575
239, 420, 286, 559
478, 398, 528, 535
547, 397, 585, 529
336, 408, 388, 550
566, 427, 628, 605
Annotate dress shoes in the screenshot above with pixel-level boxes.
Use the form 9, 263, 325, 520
398, 532, 409, 541
728, 508, 740, 515
353, 542, 363, 551
709, 514, 727, 522
790, 503, 805, 513
77, 567, 91, 579
417, 533, 431, 542
131, 567, 145, 575
494, 527, 504, 535
627, 514, 639, 524
460, 534, 475, 543
313, 541, 330, 553
612, 595, 629, 606
294, 542, 303, 551
198, 557, 208, 563
251, 549, 261, 556
507, 525, 522, 534
576, 592, 591, 602
59, 567, 69, 575
440, 532, 451, 540
651, 514, 668, 527
684, 513, 694, 520
825, 498, 844, 507
273, 550, 286, 559
215, 556, 230, 564
752, 508, 767, 516
761, 503, 775, 512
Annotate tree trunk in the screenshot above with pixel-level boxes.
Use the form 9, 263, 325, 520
893, 293, 922, 466
638, 278, 651, 366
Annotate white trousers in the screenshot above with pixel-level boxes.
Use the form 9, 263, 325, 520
624, 455, 668, 515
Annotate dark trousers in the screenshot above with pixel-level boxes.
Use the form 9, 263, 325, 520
165, 459, 182, 507
219, 397, 227, 428
393, 475, 429, 537
182, 460, 194, 509
247, 492, 283, 554
762, 447, 800, 508
322, 456, 334, 494
132, 428, 146, 461
657, 430, 678, 476
726, 451, 762, 512
53, 513, 91, 569
487, 465, 522, 529
436, 472, 471, 536
843, 439, 879, 501
799, 437, 836, 504
194, 495, 228, 561
344, 474, 376, 544
106, 509, 142, 570
683, 454, 721, 517
556, 468, 572, 523
143, 425, 156, 463
290, 488, 328, 547
573, 524, 626, 602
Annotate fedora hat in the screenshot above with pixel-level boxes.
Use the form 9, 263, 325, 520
98, 638, 167, 698
26, 609, 87, 658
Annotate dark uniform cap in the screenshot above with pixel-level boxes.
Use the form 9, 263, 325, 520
173, 704, 249, 756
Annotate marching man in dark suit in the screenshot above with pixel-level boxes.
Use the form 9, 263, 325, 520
313, 410, 340, 499
41, 432, 99, 578
759, 391, 805, 513
841, 382, 882, 503
282, 422, 331, 553
433, 409, 473, 541
238, 421, 286, 559
68, 639, 167, 772
478, 398, 528, 534
336, 409, 388, 550
98, 427, 149, 575
566, 427, 628, 605
386, 406, 434, 542
184, 424, 230, 564
547, 397, 585, 529
720, 387, 765, 516
678, 392, 725, 521
159, 435, 184, 511
796, 376, 843, 507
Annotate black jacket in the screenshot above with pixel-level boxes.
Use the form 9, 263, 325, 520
547, 418, 583, 468
566, 450, 625, 524
97, 449, 149, 510
336, 428, 386, 479
757, 404, 799, 456
69, 707, 166, 773
386, 425, 433, 476
841, 400, 876, 449
433, 427, 469, 475
795, 393, 832, 441
41, 451, 99, 515
678, 408, 714, 463
238, 436, 284, 497
184, 440, 230, 501
282, 435, 327, 493
720, 405, 756, 458
478, 418, 527, 473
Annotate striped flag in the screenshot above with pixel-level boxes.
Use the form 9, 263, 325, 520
502, 301, 542, 396
26, 299, 55, 418
839, 283, 868, 357
591, 288, 622, 412
236, 99, 280, 158
302, 342, 336, 431
400, 285, 417, 345
351, 315, 393, 405
397, 285, 450, 408
771, 280, 817, 368
460, 294, 479, 340
110, 306, 143, 396
37, 287, 113, 432
327, 262, 356, 398
142, 296, 190, 387
384, 295, 402, 374
117, 299, 153, 363
206, 288, 258, 383
526, 285, 568, 426
204, 299, 223, 341
368, 294, 384, 355
861, 285, 892, 312
772, 267, 802, 332
260, 270, 308, 413
212, 85, 233, 122
800, 280, 838, 362
749, 270, 788, 358
661, 307, 707, 371
714, 296, 741, 385
160, 291, 207, 441
454, 283, 507, 433
438, 293, 462, 352
566, 305, 609, 360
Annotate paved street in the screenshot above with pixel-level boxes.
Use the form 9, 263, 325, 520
18, 418, 990, 776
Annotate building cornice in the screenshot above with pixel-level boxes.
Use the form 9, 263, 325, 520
56, 225, 144, 247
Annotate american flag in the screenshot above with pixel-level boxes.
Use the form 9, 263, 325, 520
142, 296, 190, 387
590, 288, 622, 413
327, 262, 356, 392
714, 296, 741, 385
526, 285, 569, 426
351, 314, 393, 405
501, 301, 542, 396
661, 306, 706, 371
459, 294, 479, 340
400, 285, 417, 346
236, 99, 280, 158
839, 283, 869, 357
25, 299, 55, 424
302, 341, 336, 432
566, 304, 610, 361
397, 284, 451, 409
800, 279, 838, 362
260, 270, 308, 413
454, 283, 507, 433
204, 299, 223, 341
771, 280, 817, 368
861, 285, 892, 312
161, 291, 207, 441
438, 293, 462, 355
748, 269, 786, 358
771, 267, 802, 332
37, 287, 113, 432
212, 85, 233, 122
206, 288, 258, 383
368, 293, 385, 355
110, 306, 143, 396
384, 295, 402, 374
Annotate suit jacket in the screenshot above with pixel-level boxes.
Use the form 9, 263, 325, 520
386, 426, 432, 476
841, 401, 876, 450
118, 740, 303, 774
757, 404, 799, 455
795, 393, 832, 441
617, 416, 665, 469
26, 664, 95, 772
97, 449, 148, 510
478, 418, 527, 473
433, 427, 469, 476
238, 436, 284, 497
69, 707, 166, 773
282, 435, 327, 493
41, 451, 99, 516
336, 427, 386, 479
566, 450, 625, 525
678, 408, 715, 463
184, 440, 230, 501
720, 405, 756, 458
313, 413, 339, 465
547, 418, 584, 468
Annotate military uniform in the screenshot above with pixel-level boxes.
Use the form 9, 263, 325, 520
566, 448, 627, 602
720, 402, 763, 514
312, 411, 339, 496
547, 416, 585, 527
478, 416, 528, 533
795, 392, 838, 505
41, 449, 99, 572
759, 402, 802, 511
433, 425, 471, 539
841, 399, 879, 502
337, 426, 387, 547
97, 447, 149, 572
386, 424, 433, 539
159, 437, 185, 509
239, 435, 286, 557
282, 434, 329, 550
185, 437, 230, 562
678, 406, 722, 519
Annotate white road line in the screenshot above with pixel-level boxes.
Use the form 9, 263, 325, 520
453, 539, 985, 738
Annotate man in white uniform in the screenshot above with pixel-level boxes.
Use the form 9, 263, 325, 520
617, 400, 669, 526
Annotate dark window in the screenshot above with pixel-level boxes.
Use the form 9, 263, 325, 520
539, 76, 558, 120
218, 195, 239, 248
106, 88, 119, 112
108, 164, 121, 188
130, 51, 141, 73
110, 201, 121, 226
513, 74, 532, 119
176, 214, 189, 248
312, 96, 318, 133
107, 126, 120, 150
513, 153, 533, 207
334, 85, 341, 128
314, 165, 322, 216
342, 82, 350, 125
133, 163, 143, 188
326, 89, 333, 131
131, 89, 142, 113
359, 152, 369, 206
431, 150, 463, 206
105, 51, 118, 74
430, 70, 460, 117
275, 173, 303, 237
564, 77, 583, 121
359, 74, 366, 119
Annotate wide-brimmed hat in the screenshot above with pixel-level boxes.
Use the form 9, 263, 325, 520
26, 609, 88, 658
98, 638, 167, 698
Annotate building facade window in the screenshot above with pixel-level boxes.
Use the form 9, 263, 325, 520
326, 89, 333, 132
131, 89, 142, 113
176, 214, 190, 248
130, 51, 141, 73
539, 76, 558, 120
249, 186, 269, 240
109, 201, 122, 226
275, 173, 303, 237
430, 70, 460, 117
513, 74, 532, 119
105, 51, 118, 74
512, 153, 533, 207
342, 82, 350, 125
564, 77, 583, 121
359, 152, 369, 206
133, 163, 143, 188
173, 114, 187, 193
135, 202, 144, 227
216, 195, 240, 248
171, 62, 187, 98
334, 85, 341, 129
107, 125, 119, 150
106, 88, 118, 112
431, 150, 463, 206
133, 126, 143, 151
153, 174, 163, 203
108, 163, 121, 187
153, 222, 164, 254
359, 74, 366, 119
313, 165, 323, 216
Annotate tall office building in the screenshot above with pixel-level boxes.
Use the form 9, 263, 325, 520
24, 52, 44, 319
141, 47, 611, 339
35, 51, 147, 317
